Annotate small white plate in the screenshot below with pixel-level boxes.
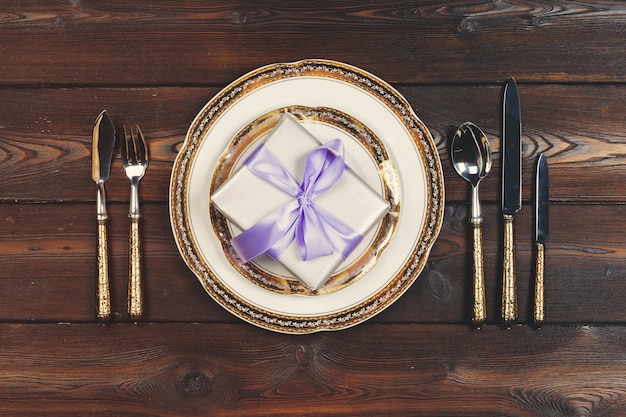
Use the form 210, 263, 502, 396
210, 106, 400, 296
170, 59, 444, 333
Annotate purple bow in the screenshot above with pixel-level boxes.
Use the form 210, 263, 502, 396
230, 138, 363, 263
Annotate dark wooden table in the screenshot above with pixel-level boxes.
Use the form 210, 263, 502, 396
2, 1, 626, 415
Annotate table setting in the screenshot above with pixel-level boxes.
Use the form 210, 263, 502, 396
168, 60, 444, 333
1, 2, 626, 416
98, 61, 540, 333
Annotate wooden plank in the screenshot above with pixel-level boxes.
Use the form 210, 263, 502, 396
0, 84, 625, 203
1, 1, 626, 85
1, 202, 624, 324
0, 203, 232, 323
0, 86, 210, 202
0, 323, 624, 416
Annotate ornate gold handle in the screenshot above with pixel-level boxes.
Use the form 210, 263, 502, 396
472, 222, 486, 328
534, 242, 545, 328
128, 215, 143, 320
96, 217, 110, 320
502, 214, 517, 326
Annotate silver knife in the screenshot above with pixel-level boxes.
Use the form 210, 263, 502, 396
92, 110, 116, 320
534, 153, 549, 328
501, 78, 522, 326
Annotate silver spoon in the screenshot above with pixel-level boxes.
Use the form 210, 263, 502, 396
451, 122, 492, 328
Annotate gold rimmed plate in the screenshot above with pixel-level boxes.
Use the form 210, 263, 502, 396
170, 59, 444, 333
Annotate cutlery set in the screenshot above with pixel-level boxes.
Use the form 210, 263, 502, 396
452, 79, 549, 329
92, 110, 149, 321
90, 75, 544, 329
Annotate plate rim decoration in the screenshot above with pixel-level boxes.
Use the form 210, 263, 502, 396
169, 59, 444, 333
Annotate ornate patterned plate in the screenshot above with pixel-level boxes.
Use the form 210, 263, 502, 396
170, 59, 444, 333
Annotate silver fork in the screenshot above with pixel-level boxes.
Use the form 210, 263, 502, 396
122, 125, 149, 320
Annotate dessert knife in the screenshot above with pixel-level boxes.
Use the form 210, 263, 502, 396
92, 110, 116, 320
534, 153, 549, 328
501, 78, 522, 326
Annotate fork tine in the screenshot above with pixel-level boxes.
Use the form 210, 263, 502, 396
134, 125, 148, 163
125, 124, 138, 163
130, 126, 139, 163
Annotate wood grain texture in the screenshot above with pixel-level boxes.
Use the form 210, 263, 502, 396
1, 1, 626, 85
1, 1, 626, 415
0, 202, 624, 324
0, 323, 625, 417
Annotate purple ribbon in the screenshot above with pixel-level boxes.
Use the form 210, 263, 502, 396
230, 138, 363, 263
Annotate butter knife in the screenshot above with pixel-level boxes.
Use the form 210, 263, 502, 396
92, 110, 116, 320
501, 78, 522, 326
534, 153, 549, 328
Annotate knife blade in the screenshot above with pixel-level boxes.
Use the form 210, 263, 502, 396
92, 110, 116, 320
501, 78, 522, 326
534, 153, 549, 327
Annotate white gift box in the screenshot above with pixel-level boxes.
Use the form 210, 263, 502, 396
211, 114, 389, 291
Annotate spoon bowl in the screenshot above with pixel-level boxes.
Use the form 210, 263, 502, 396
451, 122, 492, 328
451, 122, 492, 205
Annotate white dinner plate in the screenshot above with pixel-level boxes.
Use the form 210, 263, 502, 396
170, 59, 444, 333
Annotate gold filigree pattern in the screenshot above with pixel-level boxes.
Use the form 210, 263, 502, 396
534, 242, 545, 327
96, 218, 110, 320
128, 217, 143, 320
472, 222, 486, 327
502, 215, 518, 325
